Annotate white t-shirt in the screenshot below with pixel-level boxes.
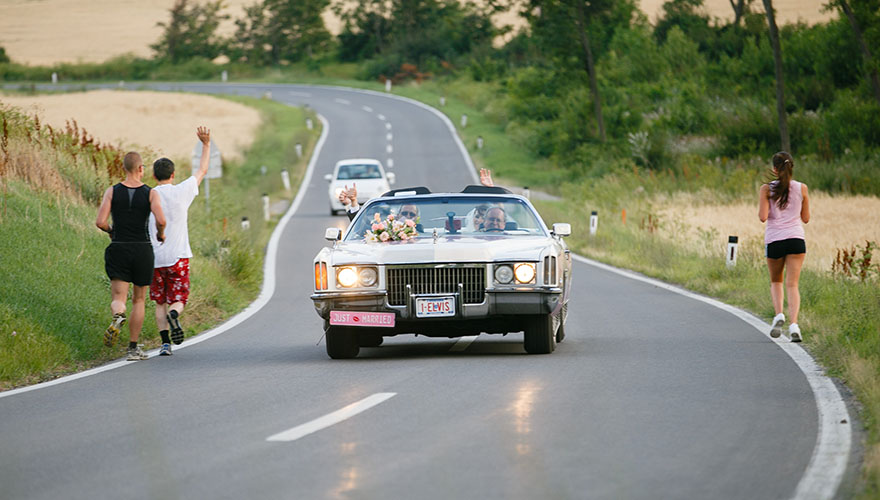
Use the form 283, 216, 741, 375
149, 176, 199, 268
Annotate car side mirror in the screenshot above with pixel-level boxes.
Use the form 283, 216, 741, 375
387, 172, 396, 185
552, 223, 571, 237
324, 174, 333, 182
324, 228, 341, 241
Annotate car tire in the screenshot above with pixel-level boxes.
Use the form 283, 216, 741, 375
326, 326, 360, 359
359, 333, 384, 347
524, 314, 557, 354
556, 303, 567, 343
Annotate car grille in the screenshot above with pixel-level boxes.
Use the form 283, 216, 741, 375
386, 266, 486, 305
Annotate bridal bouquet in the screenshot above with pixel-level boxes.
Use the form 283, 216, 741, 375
364, 212, 418, 242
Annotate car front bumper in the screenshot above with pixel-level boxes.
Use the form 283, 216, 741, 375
310, 287, 563, 321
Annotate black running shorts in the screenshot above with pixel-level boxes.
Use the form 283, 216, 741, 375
104, 242, 155, 286
765, 238, 806, 259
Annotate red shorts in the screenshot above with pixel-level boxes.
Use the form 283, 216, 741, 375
150, 258, 190, 305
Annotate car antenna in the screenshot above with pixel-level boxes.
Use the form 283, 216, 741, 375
433, 228, 438, 244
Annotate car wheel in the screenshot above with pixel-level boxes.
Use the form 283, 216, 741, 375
326, 326, 360, 359
524, 314, 557, 354
359, 333, 384, 347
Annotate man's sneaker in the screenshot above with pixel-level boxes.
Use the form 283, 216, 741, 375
789, 323, 802, 343
104, 313, 126, 347
126, 345, 149, 361
769, 313, 785, 339
159, 343, 173, 356
167, 310, 184, 345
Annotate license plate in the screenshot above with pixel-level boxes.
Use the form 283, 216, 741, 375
330, 311, 395, 328
415, 297, 456, 318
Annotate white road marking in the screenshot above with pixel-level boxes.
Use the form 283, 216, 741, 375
266, 393, 396, 442
377, 114, 386, 121
385, 122, 392, 130
362, 105, 373, 112
334, 98, 350, 105
449, 335, 478, 352
570, 254, 852, 500
386, 133, 393, 142
387, 158, 394, 168
386, 144, 393, 154
288, 91, 311, 97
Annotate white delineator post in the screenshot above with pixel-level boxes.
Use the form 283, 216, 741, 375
262, 194, 270, 221
460, 114, 468, 128
727, 235, 739, 268
306, 118, 313, 130
281, 169, 291, 191
440, 96, 446, 106
241, 216, 250, 230
523, 186, 530, 199
590, 211, 598, 235
51, 72, 58, 84
221, 70, 228, 82
477, 136, 483, 150
385, 78, 392, 92
295, 143, 303, 158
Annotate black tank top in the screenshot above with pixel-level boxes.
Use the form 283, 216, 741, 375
110, 183, 152, 242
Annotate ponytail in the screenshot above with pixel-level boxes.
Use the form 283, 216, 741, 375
770, 152, 794, 209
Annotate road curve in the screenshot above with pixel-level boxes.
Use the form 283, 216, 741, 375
0, 83, 855, 500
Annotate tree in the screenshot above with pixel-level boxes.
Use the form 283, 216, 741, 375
231, 0, 331, 65
831, 0, 880, 107
333, 0, 393, 61
151, 0, 229, 63
762, 0, 790, 152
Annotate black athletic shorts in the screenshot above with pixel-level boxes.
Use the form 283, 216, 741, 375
104, 242, 155, 286
765, 238, 806, 259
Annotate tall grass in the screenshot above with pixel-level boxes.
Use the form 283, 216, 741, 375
0, 95, 319, 389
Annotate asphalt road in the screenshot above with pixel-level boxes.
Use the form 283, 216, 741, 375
0, 83, 854, 499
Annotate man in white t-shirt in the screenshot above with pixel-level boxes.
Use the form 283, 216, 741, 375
148, 126, 211, 355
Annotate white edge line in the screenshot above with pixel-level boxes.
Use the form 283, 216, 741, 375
0, 111, 331, 400
266, 392, 396, 442
569, 254, 851, 500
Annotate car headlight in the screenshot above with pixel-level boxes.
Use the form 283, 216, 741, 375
337, 267, 358, 287
333, 187, 344, 198
514, 263, 536, 284
359, 267, 378, 287
494, 265, 514, 284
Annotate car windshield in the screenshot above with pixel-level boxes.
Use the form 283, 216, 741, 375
345, 196, 547, 241
336, 164, 382, 180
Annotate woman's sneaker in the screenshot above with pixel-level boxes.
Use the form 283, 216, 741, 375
167, 310, 184, 345
126, 345, 148, 361
104, 313, 126, 347
159, 343, 173, 356
789, 323, 802, 343
769, 313, 785, 338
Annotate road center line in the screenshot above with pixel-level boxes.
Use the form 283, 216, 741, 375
266, 393, 396, 442
449, 335, 478, 352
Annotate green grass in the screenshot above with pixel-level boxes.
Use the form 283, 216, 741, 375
0, 94, 319, 389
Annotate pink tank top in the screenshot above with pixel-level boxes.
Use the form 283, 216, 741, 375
765, 180, 805, 244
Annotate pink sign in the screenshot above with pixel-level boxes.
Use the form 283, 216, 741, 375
330, 311, 396, 328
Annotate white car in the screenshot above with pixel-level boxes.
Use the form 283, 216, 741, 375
311, 186, 573, 359
325, 159, 395, 215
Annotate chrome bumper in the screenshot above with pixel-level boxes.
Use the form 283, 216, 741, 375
310, 287, 563, 320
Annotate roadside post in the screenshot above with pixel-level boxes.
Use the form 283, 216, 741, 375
440, 96, 446, 106
51, 72, 58, 84
385, 78, 392, 92
622, 209, 627, 225
727, 236, 739, 268
191, 139, 222, 214
295, 143, 303, 158
523, 186, 530, 199
477, 136, 483, 150
590, 211, 598, 235
241, 216, 250, 230
460, 114, 468, 128
281, 169, 291, 192
306, 118, 313, 130
262, 194, 270, 221
221, 70, 228, 82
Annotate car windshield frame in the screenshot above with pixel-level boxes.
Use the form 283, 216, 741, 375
343, 194, 550, 242
335, 163, 383, 181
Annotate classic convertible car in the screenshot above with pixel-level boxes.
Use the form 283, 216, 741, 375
311, 186, 573, 358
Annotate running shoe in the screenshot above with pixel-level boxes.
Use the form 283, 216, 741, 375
159, 343, 173, 356
126, 345, 148, 361
769, 313, 785, 339
167, 310, 184, 345
104, 313, 126, 347
789, 323, 802, 343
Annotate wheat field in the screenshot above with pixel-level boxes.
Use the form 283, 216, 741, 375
0, 0, 833, 65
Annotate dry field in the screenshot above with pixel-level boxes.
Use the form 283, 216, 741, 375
656, 191, 880, 273
0, 0, 834, 65
0, 90, 261, 162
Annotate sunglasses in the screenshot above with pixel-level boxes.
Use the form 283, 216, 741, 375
400, 211, 417, 218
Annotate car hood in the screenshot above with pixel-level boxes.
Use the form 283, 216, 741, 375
330, 179, 387, 192
329, 235, 553, 265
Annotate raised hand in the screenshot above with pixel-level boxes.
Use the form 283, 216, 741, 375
480, 168, 494, 187
346, 183, 358, 206
338, 185, 351, 206
196, 126, 211, 146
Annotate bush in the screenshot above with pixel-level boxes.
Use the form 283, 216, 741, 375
823, 91, 880, 154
